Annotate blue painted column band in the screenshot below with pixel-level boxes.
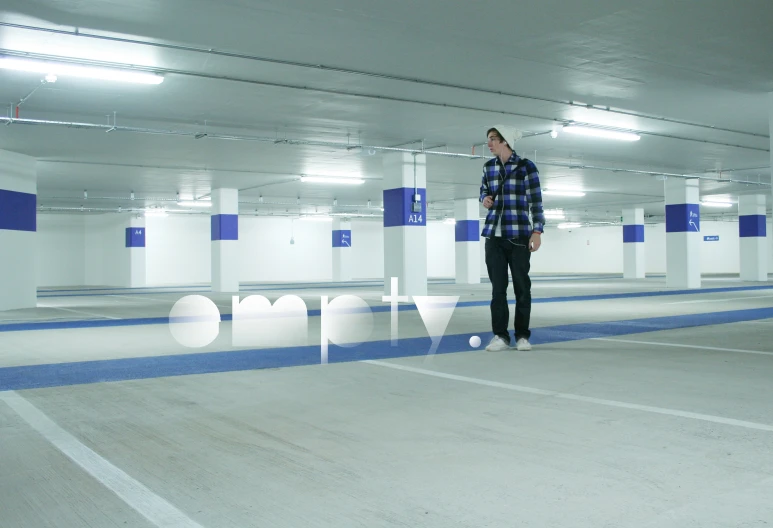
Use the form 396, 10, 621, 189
622, 224, 644, 243
211, 214, 238, 241
665, 204, 700, 232
332, 230, 352, 247
383, 188, 427, 227
125, 227, 145, 248
0, 189, 36, 232
455, 220, 479, 242
739, 215, 766, 238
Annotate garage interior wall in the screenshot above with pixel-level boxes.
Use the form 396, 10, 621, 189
35, 214, 773, 287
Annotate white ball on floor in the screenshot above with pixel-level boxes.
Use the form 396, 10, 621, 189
469, 335, 481, 348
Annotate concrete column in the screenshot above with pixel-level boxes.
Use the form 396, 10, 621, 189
124, 216, 147, 287
454, 198, 480, 284
622, 207, 645, 279
0, 149, 37, 311
382, 152, 427, 297
769, 93, 773, 277
211, 188, 239, 293
665, 178, 701, 289
332, 218, 352, 282
739, 194, 768, 282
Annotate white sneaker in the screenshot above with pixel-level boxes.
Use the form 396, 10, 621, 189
485, 336, 510, 351
515, 338, 532, 351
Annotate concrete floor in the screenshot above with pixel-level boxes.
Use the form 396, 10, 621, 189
1, 274, 773, 527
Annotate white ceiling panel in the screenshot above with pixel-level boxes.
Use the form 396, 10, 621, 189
0, 0, 769, 224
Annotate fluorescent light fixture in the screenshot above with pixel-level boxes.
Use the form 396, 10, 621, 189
557, 222, 582, 229
700, 200, 733, 208
177, 200, 212, 208
301, 176, 364, 185
562, 126, 640, 142
0, 56, 164, 85
144, 210, 168, 217
543, 190, 586, 197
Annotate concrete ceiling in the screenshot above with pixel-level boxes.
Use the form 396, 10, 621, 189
0, 0, 771, 225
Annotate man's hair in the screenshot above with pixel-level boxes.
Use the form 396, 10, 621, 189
487, 128, 506, 146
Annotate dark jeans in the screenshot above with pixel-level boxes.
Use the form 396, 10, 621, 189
485, 236, 531, 343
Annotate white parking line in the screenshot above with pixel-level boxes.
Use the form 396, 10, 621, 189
39, 306, 121, 321
0, 392, 205, 528
108, 294, 231, 311
591, 337, 773, 357
108, 294, 172, 304
363, 360, 773, 433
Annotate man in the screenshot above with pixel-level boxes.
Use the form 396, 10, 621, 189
479, 124, 545, 351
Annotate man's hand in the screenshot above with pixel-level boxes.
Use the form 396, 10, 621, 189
482, 196, 494, 209
529, 232, 541, 252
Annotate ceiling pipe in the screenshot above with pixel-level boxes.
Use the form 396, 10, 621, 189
0, 50, 768, 152
536, 161, 771, 185
36, 205, 201, 214
0, 23, 767, 141
35, 205, 393, 220
42, 193, 386, 210
43, 194, 185, 203
7, 116, 768, 187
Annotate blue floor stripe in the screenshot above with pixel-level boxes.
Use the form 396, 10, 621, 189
518, 283, 773, 304
35, 274, 764, 297
37, 274, 620, 293
35, 275, 630, 298
4, 284, 773, 334
2, 306, 771, 392
0, 317, 183, 332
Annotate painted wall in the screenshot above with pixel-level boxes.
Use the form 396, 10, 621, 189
84, 215, 132, 287
36, 214, 773, 287
36, 215, 86, 287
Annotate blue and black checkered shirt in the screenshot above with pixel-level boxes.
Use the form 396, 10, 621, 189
479, 152, 545, 239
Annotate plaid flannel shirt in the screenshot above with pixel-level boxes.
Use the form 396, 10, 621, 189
479, 152, 545, 239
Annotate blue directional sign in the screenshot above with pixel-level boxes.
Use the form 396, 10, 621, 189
333, 229, 352, 247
